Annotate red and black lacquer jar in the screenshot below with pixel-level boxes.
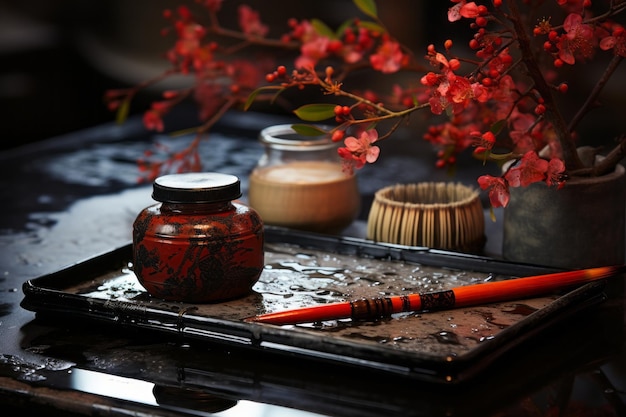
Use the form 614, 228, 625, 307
132, 172, 264, 303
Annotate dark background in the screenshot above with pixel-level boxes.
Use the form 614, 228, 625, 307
0, 1, 453, 150
1, 1, 624, 151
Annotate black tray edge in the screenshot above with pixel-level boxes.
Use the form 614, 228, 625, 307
20, 227, 610, 385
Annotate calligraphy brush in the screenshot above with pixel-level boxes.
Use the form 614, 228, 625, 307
247, 265, 625, 325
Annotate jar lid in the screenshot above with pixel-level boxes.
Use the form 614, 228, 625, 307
152, 173, 241, 203
259, 124, 336, 151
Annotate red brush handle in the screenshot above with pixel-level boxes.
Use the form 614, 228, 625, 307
250, 265, 624, 325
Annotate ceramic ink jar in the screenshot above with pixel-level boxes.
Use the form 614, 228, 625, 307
133, 172, 264, 303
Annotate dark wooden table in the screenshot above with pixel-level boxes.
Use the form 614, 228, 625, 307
1, 110, 625, 417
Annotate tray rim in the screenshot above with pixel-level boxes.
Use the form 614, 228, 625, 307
20, 226, 608, 384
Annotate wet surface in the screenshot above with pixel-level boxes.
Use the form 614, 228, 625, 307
23, 239, 559, 368
1, 111, 625, 416
18, 229, 617, 393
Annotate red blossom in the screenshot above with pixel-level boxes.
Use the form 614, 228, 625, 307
298, 36, 330, 68
421, 50, 482, 115
337, 27, 373, 64
193, 83, 225, 120
423, 115, 479, 158
238, 5, 268, 37
434, 73, 481, 114
505, 151, 549, 187
369, 39, 404, 73
106, 0, 626, 201
196, 0, 223, 13
226, 59, 268, 91
485, 74, 517, 119
600, 24, 626, 57
448, 1, 481, 22
546, 158, 567, 187
472, 130, 496, 154
164, 8, 213, 74
557, 13, 596, 64
557, 0, 588, 14
477, 175, 510, 208
508, 112, 543, 153
143, 109, 165, 132
292, 20, 330, 68
459, 2, 480, 19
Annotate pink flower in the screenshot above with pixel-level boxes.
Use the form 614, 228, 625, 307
448, 2, 464, 22
341, 46, 365, 64
296, 36, 330, 68
448, 1, 480, 22
238, 5, 268, 38
369, 39, 404, 73
339, 129, 380, 170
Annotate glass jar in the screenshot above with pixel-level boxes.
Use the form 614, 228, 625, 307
133, 172, 264, 303
248, 124, 360, 234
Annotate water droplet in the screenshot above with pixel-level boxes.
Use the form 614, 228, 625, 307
432, 331, 461, 345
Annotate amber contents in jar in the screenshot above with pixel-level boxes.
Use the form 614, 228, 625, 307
248, 125, 360, 234
133, 173, 264, 303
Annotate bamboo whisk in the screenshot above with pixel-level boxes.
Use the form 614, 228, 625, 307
367, 182, 485, 251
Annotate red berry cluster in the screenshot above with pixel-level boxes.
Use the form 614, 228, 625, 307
333, 105, 352, 122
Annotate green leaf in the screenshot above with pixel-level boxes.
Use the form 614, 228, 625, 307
116, 98, 131, 125
357, 20, 386, 35
472, 150, 515, 163
291, 124, 328, 136
311, 19, 337, 39
336, 19, 354, 37
487, 151, 515, 161
293, 103, 337, 121
244, 86, 285, 111
490, 119, 507, 134
170, 126, 201, 138
353, 0, 378, 19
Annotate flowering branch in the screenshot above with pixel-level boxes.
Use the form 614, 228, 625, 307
106, 0, 626, 209
507, 0, 582, 171
569, 54, 623, 133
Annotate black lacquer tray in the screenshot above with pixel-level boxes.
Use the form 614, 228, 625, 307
21, 227, 607, 385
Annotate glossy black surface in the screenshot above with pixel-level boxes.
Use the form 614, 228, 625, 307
1, 111, 626, 417
22, 228, 610, 387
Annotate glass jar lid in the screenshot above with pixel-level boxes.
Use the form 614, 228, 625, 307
152, 172, 241, 203
259, 124, 336, 151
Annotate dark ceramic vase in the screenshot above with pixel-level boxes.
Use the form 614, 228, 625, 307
503, 159, 625, 269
